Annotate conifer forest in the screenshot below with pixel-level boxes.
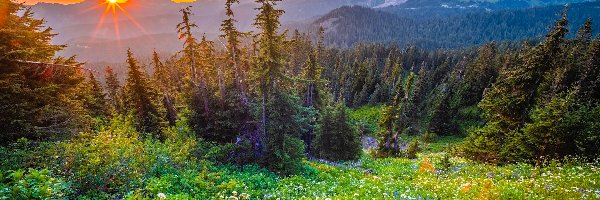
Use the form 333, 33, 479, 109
1, 0, 600, 199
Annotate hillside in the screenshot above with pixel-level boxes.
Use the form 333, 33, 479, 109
312, 1, 600, 48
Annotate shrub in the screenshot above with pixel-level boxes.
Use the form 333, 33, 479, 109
61, 115, 148, 195
0, 168, 73, 199
421, 132, 438, 143
406, 140, 420, 159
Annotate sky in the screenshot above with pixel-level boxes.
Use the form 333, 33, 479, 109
20, 0, 195, 5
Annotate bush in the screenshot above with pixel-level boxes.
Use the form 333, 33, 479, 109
421, 132, 438, 143
0, 168, 73, 199
60, 115, 148, 195
406, 140, 420, 159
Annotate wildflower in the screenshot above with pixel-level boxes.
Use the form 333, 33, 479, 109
460, 181, 472, 193
157, 193, 166, 199
419, 159, 435, 173
486, 172, 495, 179
239, 193, 250, 199
401, 193, 408, 198
232, 191, 238, 196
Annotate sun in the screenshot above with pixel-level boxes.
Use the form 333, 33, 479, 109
79, 0, 146, 42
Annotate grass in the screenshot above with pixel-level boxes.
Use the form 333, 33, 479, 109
253, 137, 600, 199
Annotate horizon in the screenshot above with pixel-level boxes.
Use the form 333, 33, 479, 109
20, 0, 196, 5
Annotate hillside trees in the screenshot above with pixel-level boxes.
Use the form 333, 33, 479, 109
0, 2, 90, 143
464, 11, 600, 162
252, 0, 308, 174
122, 49, 163, 137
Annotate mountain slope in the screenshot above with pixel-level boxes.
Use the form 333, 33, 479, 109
312, 1, 600, 48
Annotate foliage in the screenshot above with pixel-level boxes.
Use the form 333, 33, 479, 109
0, 168, 72, 200
464, 11, 600, 163
122, 49, 163, 137
406, 140, 421, 159
348, 105, 382, 136
314, 101, 362, 161
0, 0, 89, 144
60, 115, 148, 195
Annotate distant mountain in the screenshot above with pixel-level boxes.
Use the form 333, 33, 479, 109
310, 1, 600, 48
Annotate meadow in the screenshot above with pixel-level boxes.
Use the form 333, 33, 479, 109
1, 108, 598, 199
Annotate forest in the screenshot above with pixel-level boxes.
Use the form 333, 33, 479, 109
1, 0, 599, 199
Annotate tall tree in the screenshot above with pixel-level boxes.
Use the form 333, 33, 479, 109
85, 73, 109, 118
253, 0, 306, 174
152, 51, 177, 126
221, 0, 249, 105
177, 6, 210, 113
0, 2, 88, 143
104, 66, 122, 114
464, 10, 571, 162
122, 49, 162, 137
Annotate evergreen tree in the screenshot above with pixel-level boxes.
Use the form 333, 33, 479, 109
577, 36, 600, 103
85, 73, 109, 118
0, 2, 88, 143
151, 51, 177, 126
253, 0, 306, 175
314, 101, 362, 161
177, 6, 210, 114
464, 11, 572, 162
104, 66, 122, 114
122, 49, 162, 137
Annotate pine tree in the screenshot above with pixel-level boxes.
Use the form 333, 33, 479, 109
464, 11, 570, 162
0, 2, 88, 143
85, 73, 109, 118
253, 0, 306, 175
314, 101, 362, 161
177, 6, 210, 113
151, 51, 177, 126
122, 49, 162, 137
104, 66, 122, 114
578, 36, 600, 103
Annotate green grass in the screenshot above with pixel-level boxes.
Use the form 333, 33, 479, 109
2, 114, 599, 199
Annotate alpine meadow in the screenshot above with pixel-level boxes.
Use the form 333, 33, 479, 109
2, 0, 600, 199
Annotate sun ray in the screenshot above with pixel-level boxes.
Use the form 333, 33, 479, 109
92, 5, 111, 38
78, 3, 107, 15
115, 4, 148, 34
85, 0, 146, 45
111, 4, 120, 41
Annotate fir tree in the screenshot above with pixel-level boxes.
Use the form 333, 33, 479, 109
0, 2, 88, 143
151, 51, 177, 126
85, 73, 109, 118
122, 49, 162, 137
104, 66, 122, 114
314, 101, 362, 161
253, 0, 306, 175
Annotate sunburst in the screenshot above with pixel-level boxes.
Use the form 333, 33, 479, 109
80, 0, 147, 41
